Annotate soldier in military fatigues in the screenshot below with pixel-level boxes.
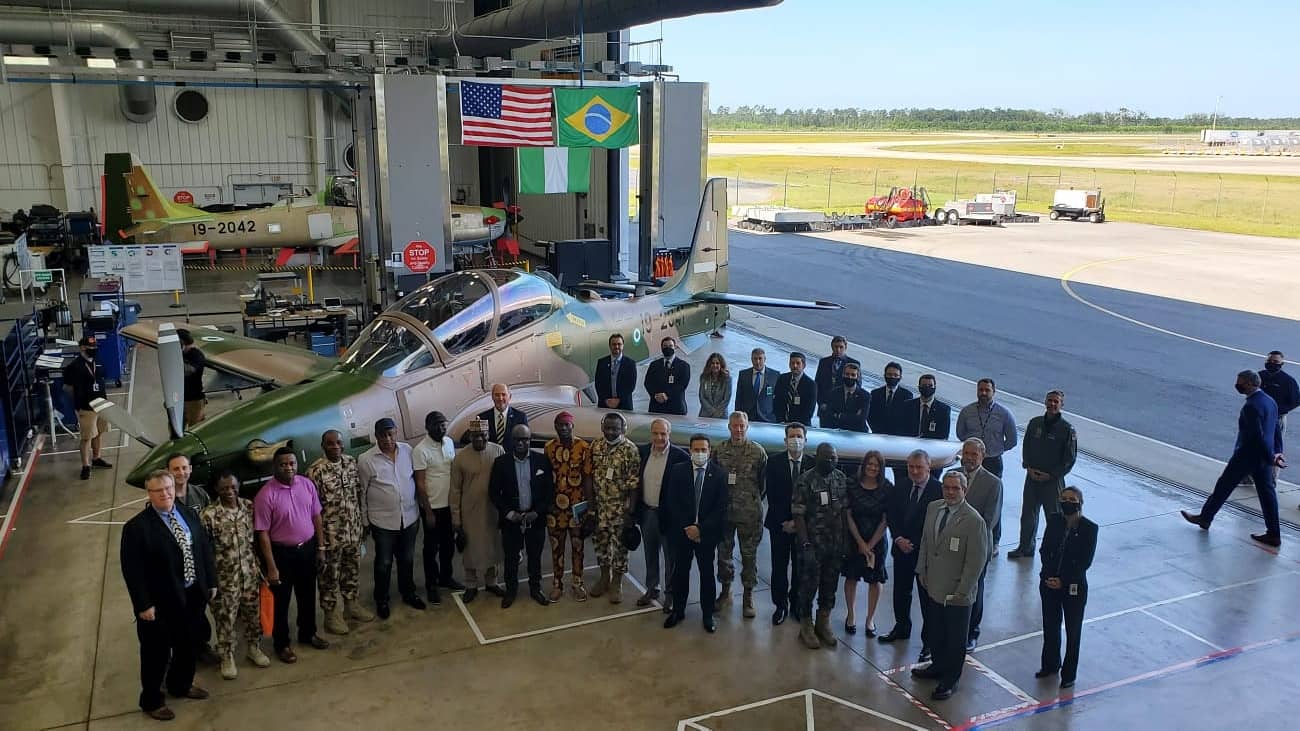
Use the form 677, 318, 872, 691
713, 411, 768, 619
199, 473, 271, 679
306, 430, 374, 634
793, 443, 849, 649
589, 412, 640, 604
544, 411, 594, 602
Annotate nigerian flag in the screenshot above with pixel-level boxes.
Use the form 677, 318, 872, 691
518, 147, 590, 195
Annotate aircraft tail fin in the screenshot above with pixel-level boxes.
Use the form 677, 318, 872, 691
657, 177, 729, 299
121, 159, 207, 224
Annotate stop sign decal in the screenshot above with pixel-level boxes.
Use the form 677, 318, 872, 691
402, 240, 436, 273
173, 190, 194, 204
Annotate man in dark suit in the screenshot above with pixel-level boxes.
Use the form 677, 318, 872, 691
879, 450, 943, 658
595, 333, 637, 411
774, 352, 817, 426
662, 433, 729, 633
1183, 369, 1287, 546
638, 418, 691, 609
871, 362, 915, 485
907, 374, 953, 480
823, 362, 870, 432
121, 469, 218, 722
465, 382, 530, 450
814, 336, 859, 427
735, 347, 781, 423
489, 424, 555, 608
645, 336, 691, 415
764, 422, 816, 625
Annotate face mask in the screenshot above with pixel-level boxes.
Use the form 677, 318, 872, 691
785, 436, 805, 452
816, 461, 834, 476
919, 385, 936, 398
1059, 501, 1081, 516
843, 376, 858, 388
690, 451, 709, 468
85, 348, 98, 358
1235, 383, 1248, 395
885, 376, 901, 388
662, 347, 675, 359
1265, 362, 1282, 373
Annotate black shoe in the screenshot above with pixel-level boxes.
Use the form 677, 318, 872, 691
1181, 510, 1210, 530
376, 602, 391, 619
1060, 678, 1075, 689
878, 629, 909, 643
1007, 549, 1032, 559
664, 614, 683, 629
402, 595, 427, 611
92, 457, 113, 469
428, 590, 442, 607
703, 617, 717, 633
844, 620, 857, 635
662, 599, 674, 615
530, 587, 551, 606
484, 584, 506, 598
1035, 667, 1059, 678
439, 578, 466, 591
864, 624, 877, 638
1251, 532, 1282, 547
306, 635, 330, 650
772, 606, 787, 626
917, 647, 932, 664
966, 638, 977, 652
501, 591, 516, 609
80, 466, 91, 480
911, 665, 941, 680
931, 684, 956, 701
461, 588, 478, 604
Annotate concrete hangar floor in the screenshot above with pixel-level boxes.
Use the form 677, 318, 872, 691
2, 226, 1300, 730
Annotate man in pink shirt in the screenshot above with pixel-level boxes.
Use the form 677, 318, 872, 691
254, 447, 329, 664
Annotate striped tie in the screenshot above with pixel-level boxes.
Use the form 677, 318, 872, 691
169, 512, 196, 585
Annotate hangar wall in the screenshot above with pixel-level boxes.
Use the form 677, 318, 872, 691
0, 84, 61, 211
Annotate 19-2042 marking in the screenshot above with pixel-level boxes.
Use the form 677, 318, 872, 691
191, 220, 256, 236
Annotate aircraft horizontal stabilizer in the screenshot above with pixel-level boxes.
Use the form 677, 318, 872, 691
691, 291, 842, 310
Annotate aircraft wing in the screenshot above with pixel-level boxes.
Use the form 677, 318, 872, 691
691, 292, 843, 310
121, 322, 336, 387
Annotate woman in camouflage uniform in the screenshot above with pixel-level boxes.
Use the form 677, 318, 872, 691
543, 412, 594, 602
199, 472, 271, 679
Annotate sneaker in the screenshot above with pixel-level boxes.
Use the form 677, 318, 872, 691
91, 457, 113, 469
246, 643, 271, 668
571, 583, 588, 602
220, 653, 237, 680
80, 466, 91, 480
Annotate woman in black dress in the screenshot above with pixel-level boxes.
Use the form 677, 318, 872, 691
843, 450, 891, 636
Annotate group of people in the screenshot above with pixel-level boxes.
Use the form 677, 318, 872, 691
118, 334, 1294, 719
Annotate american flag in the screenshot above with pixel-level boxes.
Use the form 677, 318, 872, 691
459, 81, 554, 147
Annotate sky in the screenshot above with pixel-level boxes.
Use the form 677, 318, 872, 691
630, 0, 1295, 118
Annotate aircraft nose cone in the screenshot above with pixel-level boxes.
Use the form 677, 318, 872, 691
126, 434, 205, 488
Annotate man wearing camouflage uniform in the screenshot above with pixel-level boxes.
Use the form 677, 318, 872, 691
199, 472, 271, 679
713, 411, 768, 619
793, 442, 849, 649
589, 412, 640, 604
306, 429, 374, 634
543, 411, 594, 602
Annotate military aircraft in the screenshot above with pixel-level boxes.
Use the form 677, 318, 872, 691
105, 155, 510, 261
103, 178, 961, 490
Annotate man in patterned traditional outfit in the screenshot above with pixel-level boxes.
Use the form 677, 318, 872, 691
543, 411, 594, 602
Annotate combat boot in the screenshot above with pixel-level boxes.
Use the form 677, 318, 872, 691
742, 588, 756, 619
814, 609, 838, 648
590, 566, 610, 598
716, 581, 733, 612
220, 652, 237, 680
799, 617, 821, 649
324, 605, 350, 635
246, 641, 271, 668
609, 572, 624, 604
346, 599, 375, 623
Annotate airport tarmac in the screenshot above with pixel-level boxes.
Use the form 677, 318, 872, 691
0, 279, 1297, 730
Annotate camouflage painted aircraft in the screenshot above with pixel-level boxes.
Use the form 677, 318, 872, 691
104, 179, 961, 490
108, 157, 509, 258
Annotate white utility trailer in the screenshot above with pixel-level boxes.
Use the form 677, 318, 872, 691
1049, 189, 1105, 222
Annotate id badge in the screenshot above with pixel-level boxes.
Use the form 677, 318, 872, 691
1069, 583, 1079, 596
928, 421, 936, 432
792, 396, 801, 405
765, 386, 774, 396
605, 468, 613, 480
818, 491, 829, 506
728, 472, 737, 485
949, 537, 960, 551
93, 382, 102, 393
668, 375, 675, 384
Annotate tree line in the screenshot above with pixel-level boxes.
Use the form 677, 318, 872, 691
709, 106, 1300, 133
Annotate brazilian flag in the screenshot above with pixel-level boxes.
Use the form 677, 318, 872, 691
554, 87, 639, 148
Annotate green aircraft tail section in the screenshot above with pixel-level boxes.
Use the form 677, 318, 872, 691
122, 158, 207, 224
657, 177, 729, 302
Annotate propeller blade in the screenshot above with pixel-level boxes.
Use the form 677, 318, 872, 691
158, 322, 185, 440
90, 398, 157, 448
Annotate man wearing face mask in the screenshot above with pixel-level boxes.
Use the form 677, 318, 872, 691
713, 412, 768, 619
1260, 351, 1297, 483
792, 443, 849, 649
1036, 486, 1097, 690
589, 412, 641, 602
958, 438, 1002, 649
64, 336, 112, 480
1182, 370, 1286, 546
645, 336, 691, 415
765, 423, 815, 626
823, 363, 869, 432
908, 375, 952, 481
871, 362, 915, 486
489, 425, 554, 608
775, 352, 817, 426
662, 434, 728, 633
1009, 391, 1077, 560
815, 336, 859, 427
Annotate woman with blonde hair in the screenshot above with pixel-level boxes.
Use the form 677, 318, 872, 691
698, 352, 732, 419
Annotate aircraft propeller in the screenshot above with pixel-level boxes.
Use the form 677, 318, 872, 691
157, 323, 186, 440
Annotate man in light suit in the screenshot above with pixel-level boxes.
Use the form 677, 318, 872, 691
661, 433, 729, 633
489, 425, 554, 608
959, 438, 1003, 648
911, 470, 987, 701
735, 348, 781, 423
595, 333, 637, 411
464, 382, 530, 450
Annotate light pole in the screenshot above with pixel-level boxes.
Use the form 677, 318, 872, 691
1211, 95, 1222, 131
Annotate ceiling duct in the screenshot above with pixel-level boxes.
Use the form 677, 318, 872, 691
0, 13, 156, 122
431, 0, 782, 58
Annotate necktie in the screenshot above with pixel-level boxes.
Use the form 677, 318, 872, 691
921, 402, 930, 432
169, 512, 196, 585
496, 410, 505, 442
694, 468, 705, 522
754, 371, 762, 397
912, 485, 922, 508
610, 357, 619, 395
791, 459, 800, 486
938, 507, 949, 534
887, 389, 893, 406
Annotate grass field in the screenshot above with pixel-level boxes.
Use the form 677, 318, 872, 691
708, 131, 976, 144
887, 141, 1159, 156
705, 154, 1300, 239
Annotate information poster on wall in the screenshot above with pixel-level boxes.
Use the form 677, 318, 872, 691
88, 245, 185, 293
